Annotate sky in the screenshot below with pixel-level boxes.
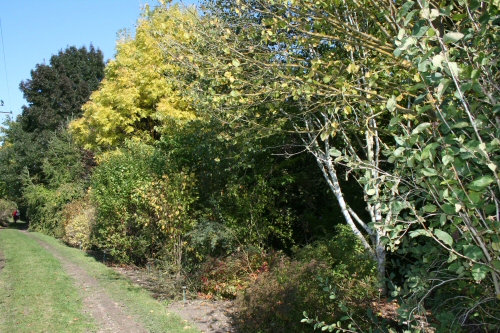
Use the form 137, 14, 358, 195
0, 0, 194, 122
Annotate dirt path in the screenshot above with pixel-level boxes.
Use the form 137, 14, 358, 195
8, 229, 236, 333
0, 247, 5, 273
22, 231, 148, 333
166, 299, 236, 333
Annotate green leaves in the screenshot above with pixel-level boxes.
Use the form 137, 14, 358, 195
410, 228, 453, 248
463, 245, 484, 261
442, 203, 458, 214
434, 229, 453, 247
471, 264, 489, 282
391, 1, 500, 325
329, 148, 342, 157
411, 122, 431, 135
20, 45, 105, 133
386, 95, 397, 111
409, 229, 431, 238
468, 176, 494, 191
423, 204, 437, 212
443, 32, 465, 44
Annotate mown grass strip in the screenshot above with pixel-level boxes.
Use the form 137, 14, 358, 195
0, 229, 97, 333
29, 232, 200, 333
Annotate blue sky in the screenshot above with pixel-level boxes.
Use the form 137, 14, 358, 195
0, 0, 194, 121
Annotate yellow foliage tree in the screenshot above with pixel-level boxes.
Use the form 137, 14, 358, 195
69, 5, 198, 150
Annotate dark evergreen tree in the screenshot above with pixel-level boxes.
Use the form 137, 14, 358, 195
19, 45, 105, 133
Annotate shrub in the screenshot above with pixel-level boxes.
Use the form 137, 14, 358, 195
294, 224, 377, 278
90, 141, 197, 266
193, 248, 273, 299
0, 199, 17, 226
234, 257, 332, 333
233, 225, 379, 333
132, 171, 197, 269
23, 177, 84, 237
89, 142, 159, 263
62, 195, 95, 249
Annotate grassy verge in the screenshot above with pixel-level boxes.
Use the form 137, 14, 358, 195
29, 232, 200, 333
0, 229, 97, 333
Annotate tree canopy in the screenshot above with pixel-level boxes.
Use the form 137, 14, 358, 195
151, 0, 500, 327
19, 45, 104, 133
69, 5, 198, 150
0, 45, 104, 223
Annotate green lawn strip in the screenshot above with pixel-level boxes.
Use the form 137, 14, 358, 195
29, 232, 200, 333
0, 229, 97, 333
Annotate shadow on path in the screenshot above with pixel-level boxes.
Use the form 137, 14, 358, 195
5, 220, 29, 231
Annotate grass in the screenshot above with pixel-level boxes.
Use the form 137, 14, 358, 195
0, 229, 97, 333
28, 232, 200, 333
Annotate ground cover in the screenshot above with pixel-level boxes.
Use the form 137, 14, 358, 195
26, 231, 201, 333
0, 229, 97, 332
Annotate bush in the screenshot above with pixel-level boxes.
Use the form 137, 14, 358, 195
234, 257, 331, 333
89, 142, 160, 263
23, 178, 84, 237
294, 224, 377, 278
62, 195, 95, 249
233, 225, 379, 333
0, 199, 17, 226
90, 141, 197, 266
193, 248, 273, 299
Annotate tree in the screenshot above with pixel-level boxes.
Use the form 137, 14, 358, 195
152, 0, 412, 292
19, 45, 105, 133
21, 128, 86, 235
0, 45, 104, 226
160, 118, 340, 253
0, 120, 45, 202
69, 5, 197, 150
175, 0, 500, 330
386, 1, 500, 329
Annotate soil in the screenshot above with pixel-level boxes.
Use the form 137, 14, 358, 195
167, 300, 236, 333
113, 265, 237, 333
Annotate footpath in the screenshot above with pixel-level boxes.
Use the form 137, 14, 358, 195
0, 227, 234, 333
22, 230, 149, 333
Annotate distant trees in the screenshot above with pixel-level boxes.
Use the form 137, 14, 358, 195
0, 45, 105, 228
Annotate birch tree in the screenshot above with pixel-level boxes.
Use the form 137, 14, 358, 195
154, 0, 500, 328
386, 1, 500, 328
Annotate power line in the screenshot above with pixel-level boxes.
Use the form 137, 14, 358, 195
0, 17, 12, 115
